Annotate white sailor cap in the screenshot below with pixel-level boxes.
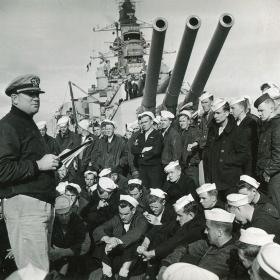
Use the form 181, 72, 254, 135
84, 170, 97, 177
164, 160, 180, 173
140, 111, 155, 120
103, 119, 116, 128
211, 98, 227, 112
173, 194, 194, 212
120, 194, 139, 208
78, 119, 91, 131
57, 116, 70, 127
55, 195, 73, 214
257, 243, 280, 279
56, 181, 68, 194
239, 228, 275, 246
180, 102, 193, 111
178, 110, 192, 119
263, 85, 280, 100
162, 263, 219, 280
227, 193, 249, 207
128, 178, 142, 185
230, 96, 247, 106
204, 208, 235, 223
99, 168, 112, 177
240, 175, 260, 189
196, 183, 216, 195
199, 91, 214, 102
67, 183, 81, 194
98, 177, 117, 192
6, 263, 48, 280
160, 110, 175, 119
36, 121, 47, 130
150, 188, 167, 199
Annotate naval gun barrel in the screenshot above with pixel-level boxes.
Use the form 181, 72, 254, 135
183, 13, 234, 108
162, 15, 201, 114
141, 17, 168, 112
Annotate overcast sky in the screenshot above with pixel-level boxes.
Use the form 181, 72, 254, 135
0, 0, 280, 122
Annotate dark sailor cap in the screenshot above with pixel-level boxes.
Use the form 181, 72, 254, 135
5, 74, 45, 96
254, 93, 271, 108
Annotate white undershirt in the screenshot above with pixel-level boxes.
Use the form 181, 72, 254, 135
124, 223, 130, 232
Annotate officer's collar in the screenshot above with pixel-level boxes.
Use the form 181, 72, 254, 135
11, 105, 34, 121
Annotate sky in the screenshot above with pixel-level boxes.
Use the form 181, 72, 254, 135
0, 0, 280, 122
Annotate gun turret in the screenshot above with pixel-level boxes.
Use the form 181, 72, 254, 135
162, 16, 201, 114
140, 17, 168, 113
183, 13, 234, 109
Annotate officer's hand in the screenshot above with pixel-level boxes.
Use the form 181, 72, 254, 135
36, 154, 60, 171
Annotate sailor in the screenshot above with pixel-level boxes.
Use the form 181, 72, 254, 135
230, 97, 258, 176
95, 120, 128, 175
236, 227, 275, 270
55, 115, 81, 153
197, 91, 214, 150
196, 183, 224, 209
50, 195, 90, 277
237, 175, 279, 218
254, 93, 280, 214
160, 110, 182, 167
138, 188, 177, 250
203, 99, 248, 199
162, 161, 198, 205
178, 110, 200, 186
131, 111, 164, 188
250, 242, 280, 280
140, 194, 205, 276
127, 178, 150, 212
36, 120, 60, 155
80, 177, 120, 233
226, 193, 280, 243
92, 195, 148, 280
0, 74, 59, 270
178, 208, 236, 279
261, 82, 280, 115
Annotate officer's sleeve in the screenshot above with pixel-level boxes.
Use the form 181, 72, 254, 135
0, 123, 38, 185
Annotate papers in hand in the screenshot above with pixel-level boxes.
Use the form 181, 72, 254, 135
58, 138, 93, 168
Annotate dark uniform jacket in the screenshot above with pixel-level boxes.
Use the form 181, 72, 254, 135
95, 134, 128, 172
145, 204, 178, 247
127, 130, 141, 173
180, 125, 201, 168
256, 192, 279, 218
236, 114, 258, 176
52, 212, 89, 256
55, 130, 81, 153
43, 134, 60, 155
131, 129, 163, 166
92, 211, 149, 248
256, 114, 280, 180
161, 126, 182, 165
153, 211, 205, 259
204, 115, 248, 190
80, 190, 120, 231
248, 206, 280, 243
0, 106, 56, 204
198, 110, 213, 150
179, 238, 237, 280
162, 173, 198, 205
